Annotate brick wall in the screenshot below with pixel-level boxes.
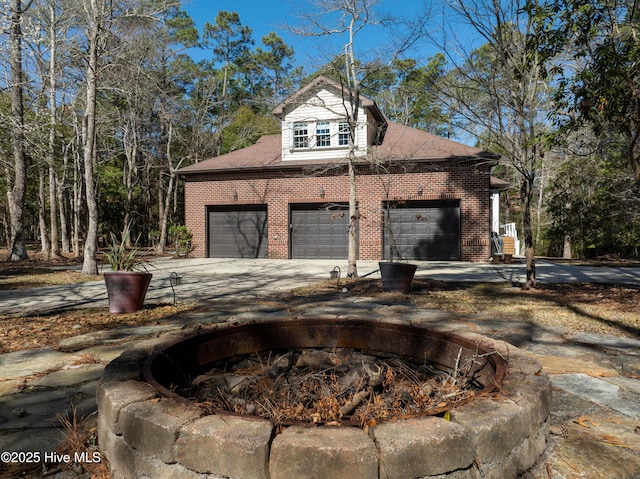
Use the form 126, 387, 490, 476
182, 161, 492, 262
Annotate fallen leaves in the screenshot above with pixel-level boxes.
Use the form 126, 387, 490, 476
190, 348, 477, 428
574, 415, 604, 428
0, 303, 195, 354
0, 268, 100, 290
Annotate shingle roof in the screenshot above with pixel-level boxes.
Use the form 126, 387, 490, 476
490, 176, 511, 190
177, 121, 497, 175
183, 134, 283, 173
374, 122, 494, 160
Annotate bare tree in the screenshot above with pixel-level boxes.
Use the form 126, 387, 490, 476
292, 0, 428, 277
78, 0, 182, 273
79, 0, 101, 275
43, 0, 75, 256
6, 0, 30, 261
46, 0, 64, 258
437, 0, 552, 288
25, 0, 67, 259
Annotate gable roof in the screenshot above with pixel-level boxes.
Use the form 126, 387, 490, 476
272, 75, 386, 124
177, 121, 498, 175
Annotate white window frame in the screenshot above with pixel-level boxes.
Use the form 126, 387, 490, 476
289, 120, 354, 151
293, 122, 309, 149
338, 122, 350, 146
316, 121, 331, 147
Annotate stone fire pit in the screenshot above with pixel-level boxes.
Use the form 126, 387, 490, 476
97, 318, 551, 479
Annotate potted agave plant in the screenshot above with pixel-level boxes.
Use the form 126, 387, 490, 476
103, 227, 152, 313
379, 203, 417, 294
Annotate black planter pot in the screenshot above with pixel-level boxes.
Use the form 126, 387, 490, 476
104, 271, 152, 313
379, 262, 417, 294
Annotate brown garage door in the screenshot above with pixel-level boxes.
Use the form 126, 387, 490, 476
383, 200, 460, 260
207, 205, 268, 258
290, 203, 350, 259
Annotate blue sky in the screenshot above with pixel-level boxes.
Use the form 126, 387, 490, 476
182, 0, 447, 71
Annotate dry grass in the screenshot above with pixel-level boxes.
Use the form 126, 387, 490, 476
0, 267, 101, 290
0, 248, 96, 289
0, 406, 110, 479
0, 303, 196, 354
414, 280, 640, 338
0, 252, 196, 354
291, 278, 640, 339
54, 406, 110, 478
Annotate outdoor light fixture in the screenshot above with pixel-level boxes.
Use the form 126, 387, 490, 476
232, 188, 238, 201
418, 185, 424, 196
319, 187, 325, 199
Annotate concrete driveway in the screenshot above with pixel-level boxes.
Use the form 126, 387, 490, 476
0, 258, 638, 316
415, 259, 640, 284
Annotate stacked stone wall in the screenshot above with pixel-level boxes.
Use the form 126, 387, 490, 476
98, 324, 551, 479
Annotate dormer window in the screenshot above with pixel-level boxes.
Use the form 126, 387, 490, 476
316, 121, 331, 147
338, 122, 350, 146
275, 76, 387, 160
291, 121, 352, 151
293, 122, 309, 148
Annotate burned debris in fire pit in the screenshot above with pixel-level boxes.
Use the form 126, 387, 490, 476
181, 348, 481, 429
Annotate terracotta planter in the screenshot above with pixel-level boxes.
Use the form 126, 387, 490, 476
379, 262, 417, 294
104, 271, 152, 313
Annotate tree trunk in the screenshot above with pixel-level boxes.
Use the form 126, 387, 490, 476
57, 169, 70, 255
521, 174, 536, 288
73, 134, 82, 258
48, 2, 60, 258
535, 162, 547, 245
347, 154, 358, 277
7, 0, 28, 261
345, 19, 359, 278
49, 168, 60, 257
157, 183, 166, 253
563, 234, 572, 259
2, 211, 10, 250
38, 168, 51, 258
157, 123, 180, 254
122, 117, 138, 248
626, 134, 640, 185
81, 0, 100, 276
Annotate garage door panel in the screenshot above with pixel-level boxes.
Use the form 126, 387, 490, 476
438, 208, 460, 234
413, 240, 456, 260
413, 222, 430, 235
318, 224, 332, 236
291, 204, 350, 259
384, 201, 460, 261
208, 207, 268, 258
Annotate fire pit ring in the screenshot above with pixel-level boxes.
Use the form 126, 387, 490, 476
98, 318, 551, 479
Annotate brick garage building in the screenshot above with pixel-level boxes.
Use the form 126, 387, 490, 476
178, 76, 500, 262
